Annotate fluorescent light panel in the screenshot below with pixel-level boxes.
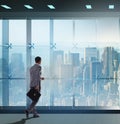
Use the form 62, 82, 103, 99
24, 5, 33, 9
86, 5, 92, 9
1, 5, 11, 9
109, 5, 114, 9
47, 5, 55, 9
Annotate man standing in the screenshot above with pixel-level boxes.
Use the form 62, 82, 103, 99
25, 56, 44, 118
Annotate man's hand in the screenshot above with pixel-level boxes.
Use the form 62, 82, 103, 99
35, 85, 39, 91
40, 77, 44, 80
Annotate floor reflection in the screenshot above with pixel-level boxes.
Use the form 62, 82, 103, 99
7, 116, 36, 124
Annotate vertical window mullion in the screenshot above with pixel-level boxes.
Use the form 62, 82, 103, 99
2, 20, 9, 106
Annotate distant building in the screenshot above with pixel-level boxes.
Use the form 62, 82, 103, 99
84, 47, 99, 64
90, 61, 102, 83
9, 53, 25, 77
70, 53, 80, 66
83, 65, 90, 96
102, 47, 117, 78
53, 50, 64, 78
61, 64, 73, 92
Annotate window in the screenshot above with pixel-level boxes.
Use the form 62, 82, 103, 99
96, 18, 119, 47
32, 20, 50, 106
53, 20, 74, 106
54, 20, 73, 49
9, 20, 26, 45
75, 19, 97, 46
0, 18, 120, 109
9, 20, 26, 106
32, 20, 50, 45
51, 18, 120, 107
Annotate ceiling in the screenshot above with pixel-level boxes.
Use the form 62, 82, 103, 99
0, 0, 120, 18
0, 0, 120, 12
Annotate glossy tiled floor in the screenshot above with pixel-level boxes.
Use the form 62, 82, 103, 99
0, 114, 120, 124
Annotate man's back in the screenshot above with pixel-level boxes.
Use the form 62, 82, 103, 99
25, 56, 43, 118
30, 64, 41, 88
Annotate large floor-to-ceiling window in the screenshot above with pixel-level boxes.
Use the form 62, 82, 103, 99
31, 20, 50, 106
9, 20, 26, 106
0, 18, 120, 109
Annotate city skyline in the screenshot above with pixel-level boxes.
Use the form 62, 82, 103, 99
1, 18, 120, 107
0, 46, 120, 107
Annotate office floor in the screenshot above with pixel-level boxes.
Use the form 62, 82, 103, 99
0, 114, 120, 124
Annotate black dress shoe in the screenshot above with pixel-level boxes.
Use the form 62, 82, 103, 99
25, 110, 29, 118
33, 114, 39, 118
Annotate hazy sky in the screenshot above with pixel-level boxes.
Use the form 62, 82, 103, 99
0, 18, 120, 47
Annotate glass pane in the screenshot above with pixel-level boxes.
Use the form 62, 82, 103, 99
9, 46, 26, 106
8, 20, 26, 106
53, 69, 73, 106
75, 19, 96, 43
31, 20, 50, 106
96, 18, 119, 47
9, 79, 26, 106
96, 47, 119, 107
52, 18, 120, 108
9, 46, 26, 78
9, 20, 26, 45
54, 20, 73, 47
32, 20, 50, 45
31, 46, 50, 106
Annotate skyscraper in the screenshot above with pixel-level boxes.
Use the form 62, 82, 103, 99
102, 47, 114, 78
53, 50, 64, 78
90, 61, 102, 83
70, 53, 80, 66
61, 64, 73, 92
83, 65, 90, 96
9, 53, 25, 77
84, 47, 99, 64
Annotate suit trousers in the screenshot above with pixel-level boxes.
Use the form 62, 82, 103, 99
27, 98, 39, 115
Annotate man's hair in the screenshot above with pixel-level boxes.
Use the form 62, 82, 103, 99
35, 56, 41, 63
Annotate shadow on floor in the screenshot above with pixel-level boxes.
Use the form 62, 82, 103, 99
7, 117, 36, 124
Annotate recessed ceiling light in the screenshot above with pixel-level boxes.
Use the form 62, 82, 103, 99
109, 5, 114, 9
85, 5, 92, 9
47, 5, 55, 9
24, 5, 33, 9
1, 5, 11, 9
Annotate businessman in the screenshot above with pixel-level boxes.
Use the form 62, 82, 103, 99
25, 56, 44, 118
